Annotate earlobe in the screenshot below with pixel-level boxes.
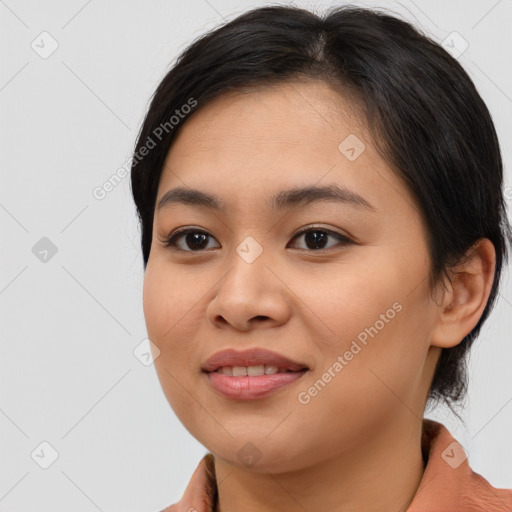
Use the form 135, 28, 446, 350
430, 238, 496, 349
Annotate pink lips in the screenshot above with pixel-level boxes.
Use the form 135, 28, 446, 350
202, 347, 308, 373
202, 347, 309, 400
205, 370, 308, 400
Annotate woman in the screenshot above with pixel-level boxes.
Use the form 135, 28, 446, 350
130, 4, 512, 511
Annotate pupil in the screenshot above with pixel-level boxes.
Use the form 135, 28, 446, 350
187, 233, 208, 250
305, 230, 327, 249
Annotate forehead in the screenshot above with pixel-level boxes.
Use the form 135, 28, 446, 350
157, 80, 407, 215
169, 80, 367, 154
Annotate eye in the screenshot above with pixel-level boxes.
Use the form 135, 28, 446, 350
159, 228, 220, 252
160, 225, 352, 253
287, 226, 353, 251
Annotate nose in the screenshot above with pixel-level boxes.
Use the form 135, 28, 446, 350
206, 243, 291, 332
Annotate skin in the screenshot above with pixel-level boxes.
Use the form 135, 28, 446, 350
143, 79, 496, 512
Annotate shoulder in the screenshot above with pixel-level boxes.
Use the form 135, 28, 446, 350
412, 419, 512, 511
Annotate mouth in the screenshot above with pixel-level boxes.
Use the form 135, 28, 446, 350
204, 365, 308, 376
201, 347, 310, 374
201, 347, 310, 399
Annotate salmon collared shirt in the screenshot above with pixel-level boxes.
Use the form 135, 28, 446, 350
160, 419, 512, 512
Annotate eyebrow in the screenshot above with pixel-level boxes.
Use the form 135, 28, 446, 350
156, 183, 376, 213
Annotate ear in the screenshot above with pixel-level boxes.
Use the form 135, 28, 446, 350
430, 238, 496, 349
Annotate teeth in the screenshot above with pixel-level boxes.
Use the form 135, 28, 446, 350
247, 365, 264, 376
264, 365, 280, 375
233, 366, 247, 377
216, 364, 282, 376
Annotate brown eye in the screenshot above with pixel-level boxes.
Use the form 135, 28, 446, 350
288, 227, 352, 251
161, 229, 220, 251
160, 226, 352, 253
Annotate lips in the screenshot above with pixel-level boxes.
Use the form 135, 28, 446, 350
202, 347, 309, 373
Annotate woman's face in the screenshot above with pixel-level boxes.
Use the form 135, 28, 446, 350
143, 80, 444, 471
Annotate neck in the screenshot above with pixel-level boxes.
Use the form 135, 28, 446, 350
213, 415, 426, 512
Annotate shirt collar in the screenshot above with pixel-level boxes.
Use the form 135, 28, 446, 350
166, 419, 512, 512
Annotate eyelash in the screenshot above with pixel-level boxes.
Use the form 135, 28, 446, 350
159, 225, 353, 253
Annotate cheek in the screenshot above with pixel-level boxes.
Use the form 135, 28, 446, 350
143, 264, 204, 421
297, 257, 402, 348
143, 264, 190, 377
300, 253, 429, 399
143, 261, 199, 340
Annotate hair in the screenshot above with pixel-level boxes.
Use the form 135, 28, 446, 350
130, 4, 512, 415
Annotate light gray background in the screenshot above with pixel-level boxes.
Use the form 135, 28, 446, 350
1, 0, 511, 510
